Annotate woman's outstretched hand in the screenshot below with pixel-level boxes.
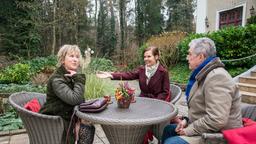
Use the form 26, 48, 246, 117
96, 71, 113, 79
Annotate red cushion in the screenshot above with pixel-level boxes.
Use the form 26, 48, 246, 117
242, 118, 256, 127
24, 98, 41, 112
222, 120, 256, 144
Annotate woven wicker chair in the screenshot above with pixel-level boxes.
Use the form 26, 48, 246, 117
8, 92, 65, 144
152, 84, 181, 140
201, 103, 256, 144
170, 84, 182, 104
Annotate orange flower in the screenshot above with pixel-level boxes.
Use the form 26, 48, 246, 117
114, 82, 135, 101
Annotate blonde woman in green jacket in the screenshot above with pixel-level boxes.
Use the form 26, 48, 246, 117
40, 45, 85, 143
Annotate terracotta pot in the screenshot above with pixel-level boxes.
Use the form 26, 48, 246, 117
117, 97, 132, 109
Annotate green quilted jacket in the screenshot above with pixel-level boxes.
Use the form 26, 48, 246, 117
40, 65, 85, 120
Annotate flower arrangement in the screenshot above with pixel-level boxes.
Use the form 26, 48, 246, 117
115, 82, 135, 108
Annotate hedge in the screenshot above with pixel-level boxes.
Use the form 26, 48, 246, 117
178, 24, 256, 68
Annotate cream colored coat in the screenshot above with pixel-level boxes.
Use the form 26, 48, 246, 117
181, 58, 242, 143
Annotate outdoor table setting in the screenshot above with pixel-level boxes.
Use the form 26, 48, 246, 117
74, 96, 178, 144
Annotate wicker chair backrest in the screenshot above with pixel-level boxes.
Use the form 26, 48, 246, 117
241, 103, 256, 121
170, 84, 182, 104
9, 92, 65, 144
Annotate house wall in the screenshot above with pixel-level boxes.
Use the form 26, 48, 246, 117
196, 0, 207, 33
196, 0, 256, 33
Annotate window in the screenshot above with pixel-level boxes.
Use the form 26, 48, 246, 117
219, 7, 243, 29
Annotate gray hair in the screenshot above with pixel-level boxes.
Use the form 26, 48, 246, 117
188, 37, 216, 58
57, 44, 82, 67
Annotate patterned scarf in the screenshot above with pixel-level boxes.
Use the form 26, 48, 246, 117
185, 56, 216, 102
145, 61, 159, 85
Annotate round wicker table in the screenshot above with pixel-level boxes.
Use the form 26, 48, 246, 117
75, 97, 178, 144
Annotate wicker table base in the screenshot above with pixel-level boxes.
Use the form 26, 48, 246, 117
102, 125, 150, 144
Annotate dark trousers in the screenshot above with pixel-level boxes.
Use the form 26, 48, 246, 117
161, 124, 188, 144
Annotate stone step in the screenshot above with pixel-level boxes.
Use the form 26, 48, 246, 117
238, 83, 256, 93
252, 70, 256, 77
240, 91, 256, 104
239, 76, 256, 85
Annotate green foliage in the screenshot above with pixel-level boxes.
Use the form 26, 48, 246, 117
144, 0, 163, 35
0, 63, 30, 84
178, 24, 256, 68
96, 0, 116, 58
84, 74, 114, 99
165, 0, 195, 32
135, 0, 146, 45
137, 44, 148, 65
178, 33, 206, 61
169, 63, 190, 84
24, 55, 57, 75
227, 67, 248, 77
0, 0, 41, 57
0, 84, 46, 93
87, 58, 116, 72
0, 109, 23, 131
247, 16, 256, 25
168, 63, 249, 84
109, 1, 117, 57
119, 0, 126, 51
135, 0, 164, 45
0, 56, 57, 84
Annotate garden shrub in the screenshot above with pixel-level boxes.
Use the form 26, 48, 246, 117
24, 55, 57, 75
168, 62, 249, 84
169, 63, 190, 84
87, 57, 116, 72
178, 24, 256, 68
147, 31, 187, 68
227, 67, 249, 77
247, 16, 256, 25
0, 56, 57, 84
0, 63, 30, 84
178, 33, 205, 61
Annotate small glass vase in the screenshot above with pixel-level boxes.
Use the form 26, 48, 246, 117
117, 97, 132, 109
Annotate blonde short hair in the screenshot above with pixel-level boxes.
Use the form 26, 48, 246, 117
57, 44, 82, 67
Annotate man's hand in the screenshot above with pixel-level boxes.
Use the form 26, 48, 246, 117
175, 119, 187, 135
170, 116, 182, 124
